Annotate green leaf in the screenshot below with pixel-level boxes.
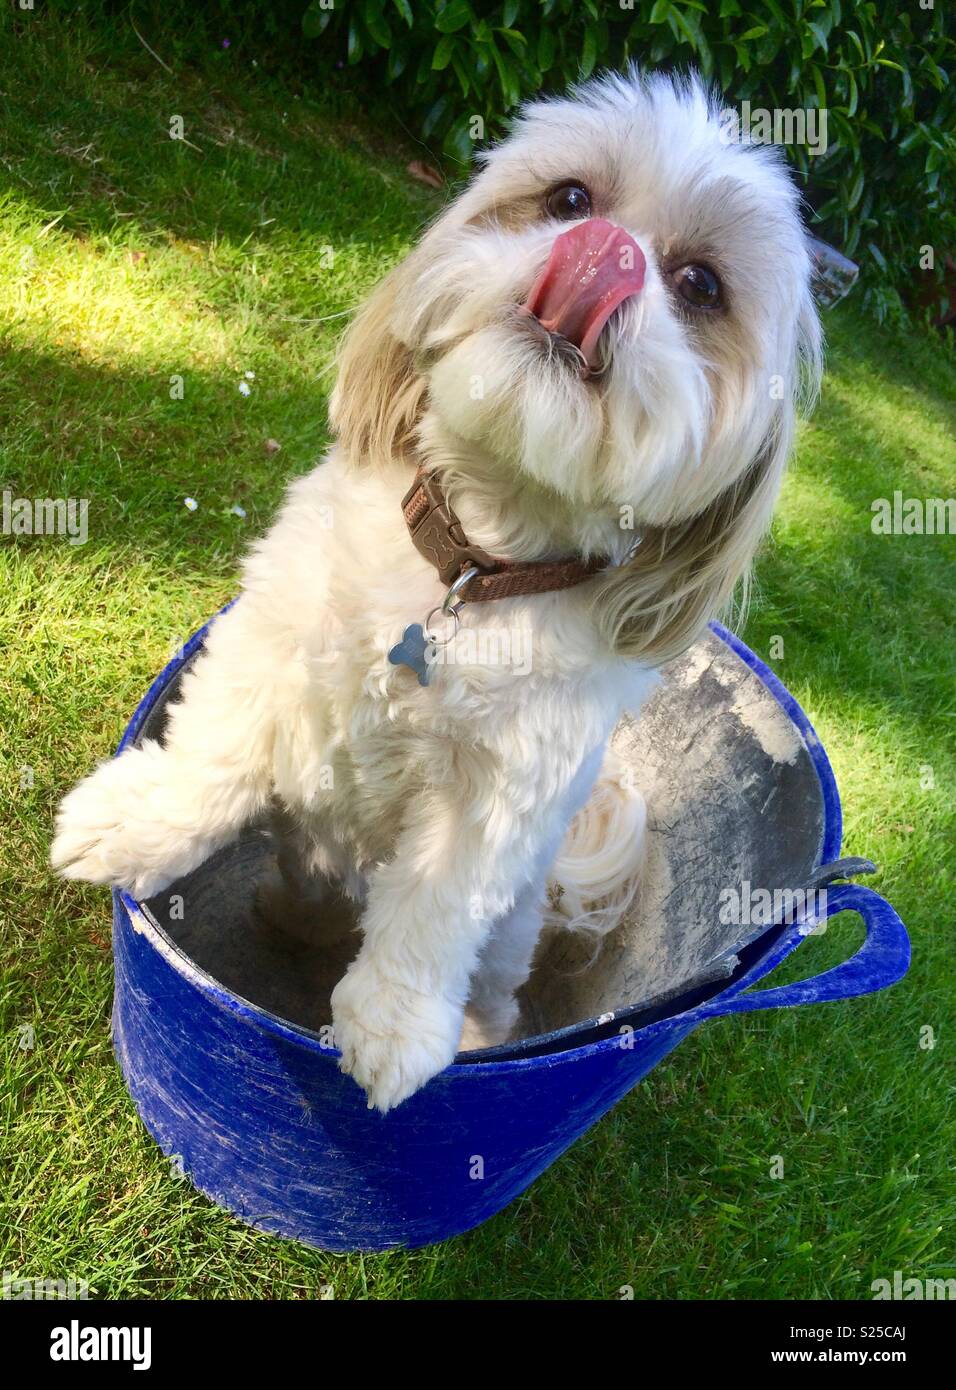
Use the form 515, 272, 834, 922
387, 43, 408, 80
581, 24, 599, 79
443, 113, 476, 165
392, 0, 414, 27
451, 53, 472, 97
669, 5, 706, 54
650, 0, 671, 24
362, 3, 392, 49
415, 43, 434, 84
845, 69, 858, 118
497, 28, 528, 59
901, 65, 915, 109
537, 26, 556, 71
846, 167, 864, 211
922, 59, 947, 92
502, 0, 520, 26
301, 2, 332, 39
808, 21, 828, 55
432, 34, 456, 70
421, 94, 450, 137
845, 29, 866, 63
491, 44, 521, 108
434, 0, 473, 34
755, 33, 782, 67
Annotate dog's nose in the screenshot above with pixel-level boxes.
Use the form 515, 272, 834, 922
522, 219, 645, 369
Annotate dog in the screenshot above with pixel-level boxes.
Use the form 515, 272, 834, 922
52, 70, 822, 1112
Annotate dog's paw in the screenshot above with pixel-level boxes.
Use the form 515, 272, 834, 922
331, 960, 461, 1113
51, 752, 174, 899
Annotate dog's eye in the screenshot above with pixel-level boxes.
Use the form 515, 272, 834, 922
546, 182, 592, 221
672, 264, 721, 309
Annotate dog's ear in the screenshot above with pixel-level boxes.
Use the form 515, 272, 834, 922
330, 258, 427, 468
594, 293, 823, 666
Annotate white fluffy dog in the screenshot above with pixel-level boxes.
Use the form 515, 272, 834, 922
52, 71, 821, 1112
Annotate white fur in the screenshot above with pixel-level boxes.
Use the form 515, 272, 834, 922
52, 71, 820, 1111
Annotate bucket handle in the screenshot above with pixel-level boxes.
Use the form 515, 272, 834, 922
697, 883, 910, 1020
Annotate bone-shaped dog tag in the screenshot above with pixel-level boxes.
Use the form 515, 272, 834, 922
388, 624, 434, 687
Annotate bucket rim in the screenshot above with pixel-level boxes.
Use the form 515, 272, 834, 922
114, 613, 843, 1074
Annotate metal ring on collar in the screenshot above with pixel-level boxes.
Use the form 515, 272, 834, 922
442, 564, 481, 615
424, 605, 460, 648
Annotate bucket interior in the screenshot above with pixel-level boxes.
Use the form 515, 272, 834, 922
135, 627, 829, 1053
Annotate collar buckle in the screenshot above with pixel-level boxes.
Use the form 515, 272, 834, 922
401, 471, 494, 586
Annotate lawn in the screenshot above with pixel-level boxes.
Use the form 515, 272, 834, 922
1, 10, 954, 1300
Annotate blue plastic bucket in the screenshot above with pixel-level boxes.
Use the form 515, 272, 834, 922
111, 619, 910, 1251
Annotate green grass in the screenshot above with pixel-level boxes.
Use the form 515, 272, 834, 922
1, 11, 954, 1301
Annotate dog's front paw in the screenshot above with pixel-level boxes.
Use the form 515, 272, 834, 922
51, 752, 173, 899
331, 960, 461, 1113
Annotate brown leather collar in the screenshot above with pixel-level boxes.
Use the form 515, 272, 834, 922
401, 468, 608, 603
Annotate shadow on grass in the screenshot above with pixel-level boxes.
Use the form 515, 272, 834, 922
0, 340, 332, 565
0, 10, 441, 269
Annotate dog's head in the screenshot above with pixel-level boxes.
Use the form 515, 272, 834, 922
332, 70, 822, 663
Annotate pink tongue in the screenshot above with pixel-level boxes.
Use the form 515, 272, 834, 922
523, 218, 645, 368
